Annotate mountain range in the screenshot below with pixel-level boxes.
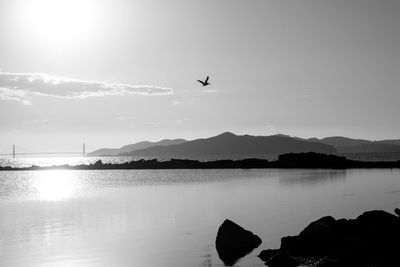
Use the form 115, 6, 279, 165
307, 136, 400, 153
125, 132, 336, 159
87, 139, 186, 157
88, 132, 400, 159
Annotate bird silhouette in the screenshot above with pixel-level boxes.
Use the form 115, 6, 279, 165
197, 76, 210, 86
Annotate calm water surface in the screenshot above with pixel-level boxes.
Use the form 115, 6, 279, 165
1, 168, 400, 267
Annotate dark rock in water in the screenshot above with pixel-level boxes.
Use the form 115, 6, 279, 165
93, 160, 103, 166
258, 249, 279, 262
215, 219, 262, 266
258, 209, 400, 267
266, 252, 298, 267
281, 216, 342, 256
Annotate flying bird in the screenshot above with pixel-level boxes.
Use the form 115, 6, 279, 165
197, 76, 210, 86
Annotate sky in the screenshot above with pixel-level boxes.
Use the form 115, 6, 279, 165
1, 0, 400, 153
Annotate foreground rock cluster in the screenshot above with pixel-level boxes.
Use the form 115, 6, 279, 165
216, 209, 400, 266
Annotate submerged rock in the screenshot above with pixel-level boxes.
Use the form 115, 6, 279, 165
215, 219, 262, 265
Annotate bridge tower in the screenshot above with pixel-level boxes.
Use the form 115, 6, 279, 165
83, 143, 86, 157
12, 144, 15, 158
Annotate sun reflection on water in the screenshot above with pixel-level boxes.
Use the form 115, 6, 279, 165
32, 170, 80, 201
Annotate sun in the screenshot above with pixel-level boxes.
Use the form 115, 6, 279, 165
12, 0, 107, 53
32, 170, 80, 201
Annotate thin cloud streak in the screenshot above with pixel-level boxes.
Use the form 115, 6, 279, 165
0, 71, 173, 105
0, 87, 33, 105
22, 119, 50, 125
202, 89, 219, 93
172, 100, 183, 106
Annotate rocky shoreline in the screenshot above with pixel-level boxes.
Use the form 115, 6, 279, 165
216, 209, 400, 266
1, 152, 400, 171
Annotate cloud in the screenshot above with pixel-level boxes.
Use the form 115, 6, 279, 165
172, 100, 183, 106
172, 99, 197, 106
146, 118, 187, 125
22, 119, 50, 125
0, 87, 32, 105
202, 89, 219, 93
116, 115, 135, 121
263, 124, 276, 132
0, 71, 173, 105
173, 119, 186, 124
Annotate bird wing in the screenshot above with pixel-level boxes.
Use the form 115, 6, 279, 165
197, 80, 205, 84
205, 76, 209, 82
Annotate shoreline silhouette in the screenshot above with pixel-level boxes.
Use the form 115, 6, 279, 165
1, 152, 399, 171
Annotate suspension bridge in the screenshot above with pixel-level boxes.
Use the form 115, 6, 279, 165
0, 144, 87, 158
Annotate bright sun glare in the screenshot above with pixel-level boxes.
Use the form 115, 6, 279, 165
14, 0, 106, 52
33, 170, 80, 201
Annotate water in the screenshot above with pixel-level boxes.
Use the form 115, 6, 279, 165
1, 167, 400, 267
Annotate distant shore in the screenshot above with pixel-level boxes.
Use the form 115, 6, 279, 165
1, 152, 400, 171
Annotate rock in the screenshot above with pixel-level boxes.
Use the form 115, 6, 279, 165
317, 258, 341, 267
215, 219, 262, 265
395, 208, 400, 217
266, 252, 298, 267
280, 216, 341, 256
259, 209, 400, 267
93, 160, 103, 166
258, 249, 279, 262
350, 210, 400, 265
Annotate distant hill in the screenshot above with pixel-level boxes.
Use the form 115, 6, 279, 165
124, 132, 337, 159
87, 139, 187, 157
379, 139, 400, 146
309, 137, 371, 147
337, 143, 400, 153
309, 136, 400, 153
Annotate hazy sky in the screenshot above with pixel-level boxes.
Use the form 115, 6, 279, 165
1, 0, 400, 153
